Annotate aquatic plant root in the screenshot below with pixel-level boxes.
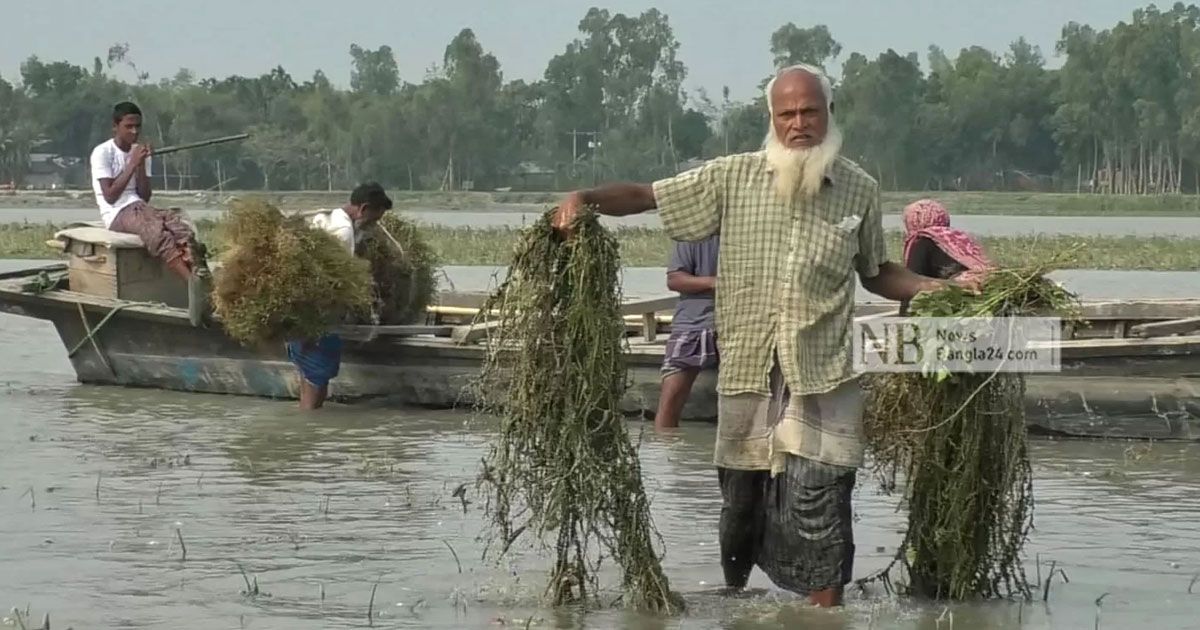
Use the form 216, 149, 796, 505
859, 265, 1079, 600
475, 210, 682, 613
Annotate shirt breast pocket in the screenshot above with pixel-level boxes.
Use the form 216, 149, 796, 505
807, 215, 860, 283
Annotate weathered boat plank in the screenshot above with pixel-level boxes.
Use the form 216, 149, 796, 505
333, 324, 455, 340
1131, 317, 1200, 338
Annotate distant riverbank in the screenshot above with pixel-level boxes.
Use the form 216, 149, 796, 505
2, 221, 1197, 270
5, 189, 1200, 216
0, 189, 558, 212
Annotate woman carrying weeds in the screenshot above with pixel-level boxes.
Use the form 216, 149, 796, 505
900, 199, 993, 315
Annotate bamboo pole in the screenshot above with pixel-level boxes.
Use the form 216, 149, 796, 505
153, 133, 250, 157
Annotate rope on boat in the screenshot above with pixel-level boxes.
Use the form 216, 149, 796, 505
75, 302, 115, 375
66, 301, 158, 359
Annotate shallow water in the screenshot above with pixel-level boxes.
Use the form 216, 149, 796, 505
3, 309, 1200, 629
6, 206, 1200, 237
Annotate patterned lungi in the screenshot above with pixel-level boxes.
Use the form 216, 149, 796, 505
109, 201, 195, 264
714, 359, 863, 594
718, 452, 856, 593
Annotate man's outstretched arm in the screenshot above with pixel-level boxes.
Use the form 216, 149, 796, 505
553, 183, 657, 229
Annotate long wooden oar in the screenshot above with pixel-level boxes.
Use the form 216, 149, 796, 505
152, 133, 250, 156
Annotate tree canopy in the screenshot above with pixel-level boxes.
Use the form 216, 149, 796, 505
3, 3, 1199, 194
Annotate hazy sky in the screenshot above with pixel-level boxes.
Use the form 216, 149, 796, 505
8, 0, 1152, 101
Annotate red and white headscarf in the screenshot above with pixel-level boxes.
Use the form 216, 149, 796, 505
902, 199, 993, 275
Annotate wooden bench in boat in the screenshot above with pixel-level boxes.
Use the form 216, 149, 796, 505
45, 219, 192, 309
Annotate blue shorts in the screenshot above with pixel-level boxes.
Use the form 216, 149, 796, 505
285, 334, 343, 388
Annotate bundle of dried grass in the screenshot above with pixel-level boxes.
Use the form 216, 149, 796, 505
861, 265, 1079, 600
474, 209, 681, 613
211, 199, 372, 345
356, 214, 439, 325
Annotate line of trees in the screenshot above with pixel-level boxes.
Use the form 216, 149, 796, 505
1, 3, 1198, 194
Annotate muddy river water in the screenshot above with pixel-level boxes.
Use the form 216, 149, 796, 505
3, 307, 1200, 629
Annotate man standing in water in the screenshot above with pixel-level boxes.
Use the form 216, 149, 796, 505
91, 101, 202, 280
287, 181, 393, 410
552, 65, 958, 606
654, 234, 719, 430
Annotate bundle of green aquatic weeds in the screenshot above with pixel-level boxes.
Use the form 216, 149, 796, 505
861, 264, 1079, 600
474, 209, 681, 613
211, 199, 372, 346
355, 214, 439, 325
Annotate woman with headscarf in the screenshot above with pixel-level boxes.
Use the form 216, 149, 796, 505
901, 199, 993, 315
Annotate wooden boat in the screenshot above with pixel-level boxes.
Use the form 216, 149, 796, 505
1, 226, 1198, 440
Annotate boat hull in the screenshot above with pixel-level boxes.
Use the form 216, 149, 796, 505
2, 267, 1199, 440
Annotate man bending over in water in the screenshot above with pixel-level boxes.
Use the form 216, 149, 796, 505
286, 182, 393, 410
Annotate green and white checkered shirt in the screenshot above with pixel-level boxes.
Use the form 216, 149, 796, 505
652, 151, 887, 397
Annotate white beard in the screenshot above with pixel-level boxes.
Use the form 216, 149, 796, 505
763, 123, 844, 202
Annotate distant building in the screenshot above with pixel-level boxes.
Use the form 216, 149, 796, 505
25, 153, 81, 189
506, 161, 555, 191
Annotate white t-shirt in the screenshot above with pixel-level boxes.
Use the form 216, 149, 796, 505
309, 208, 356, 255
90, 139, 152, 227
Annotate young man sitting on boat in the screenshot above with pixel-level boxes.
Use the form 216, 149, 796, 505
287, 182, 394, 410
654, 234, 719, 429
91, 101, 203, 281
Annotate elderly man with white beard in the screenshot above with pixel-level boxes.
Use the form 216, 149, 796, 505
551, 64, 959, 606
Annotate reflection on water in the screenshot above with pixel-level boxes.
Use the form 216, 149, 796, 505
2, 313, 1200, 628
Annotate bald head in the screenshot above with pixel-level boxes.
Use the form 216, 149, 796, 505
766, 65, 833, 149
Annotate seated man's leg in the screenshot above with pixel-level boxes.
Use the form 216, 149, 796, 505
285, 334, 343, 410
109, 202, 198, 280
160, 206, 205, 271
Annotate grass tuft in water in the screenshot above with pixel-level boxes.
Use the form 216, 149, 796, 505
474, 209, 681, 613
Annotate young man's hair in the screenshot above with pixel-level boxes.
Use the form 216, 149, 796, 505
350, 181, 393, 210
112, 101, 142, 124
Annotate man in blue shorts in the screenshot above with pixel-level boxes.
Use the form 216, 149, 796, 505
654, 234, 719, 429
286, 181, 392, 410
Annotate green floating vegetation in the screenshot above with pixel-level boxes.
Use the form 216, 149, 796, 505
474, 210, 680, 613
862, 264, 1080, 600
211, 199, 372, 346
356, 214, 439, 325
